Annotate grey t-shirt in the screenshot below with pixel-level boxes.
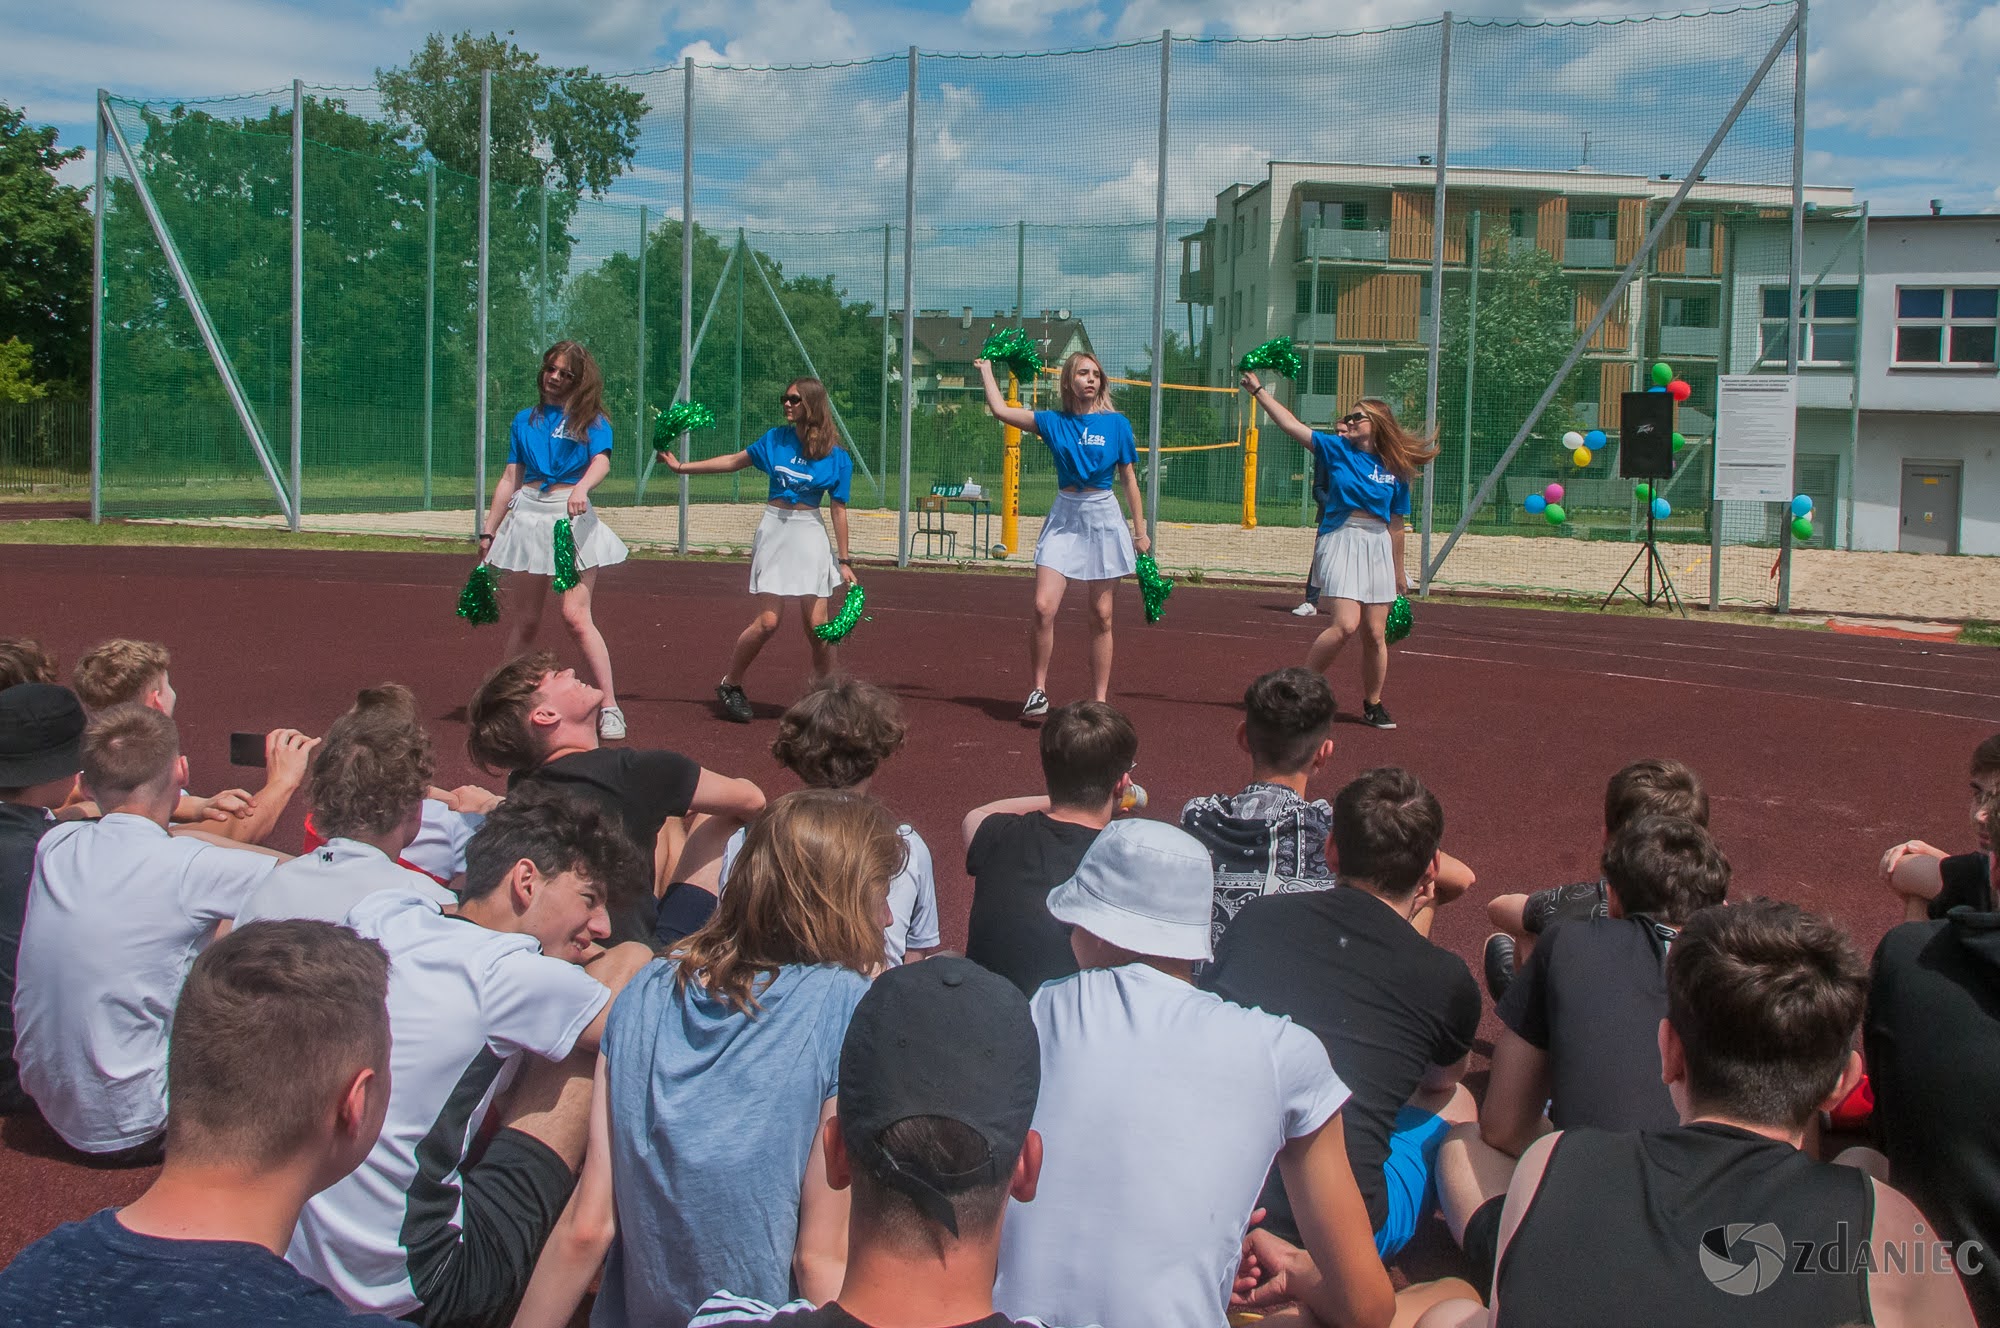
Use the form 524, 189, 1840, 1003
594, 959, 869, 1328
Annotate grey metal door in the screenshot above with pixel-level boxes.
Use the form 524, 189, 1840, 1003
1899, 463, 1960, 555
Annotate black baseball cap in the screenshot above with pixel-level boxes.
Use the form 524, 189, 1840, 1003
0, 684, 86, 788
837, 956, 1041, 1237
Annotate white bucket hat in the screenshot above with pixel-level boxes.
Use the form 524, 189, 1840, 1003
1046, 818, 1216, 962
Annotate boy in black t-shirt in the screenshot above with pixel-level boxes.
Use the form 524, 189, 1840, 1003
962, 701, 1139, 996
1877, 732, 1999, 922
1482, 756, 1708, 999
467, 651, 765, 941
1205, 766, 1480, 1261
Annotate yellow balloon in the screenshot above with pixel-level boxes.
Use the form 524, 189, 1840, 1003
1572, 447, 1593, 467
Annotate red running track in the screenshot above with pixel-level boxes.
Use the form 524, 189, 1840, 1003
1, 542, 1994, 1265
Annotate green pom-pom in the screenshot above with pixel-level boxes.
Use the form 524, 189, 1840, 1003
552, 518, 580, 593
1386, 594, 1413, 644
652, 399, 717, 445
980, 328, 1044, 383
1238, 336, 1303, 381
456, 562, 501, 626
1135, 552, 1174, 625
814, 581, 868, 643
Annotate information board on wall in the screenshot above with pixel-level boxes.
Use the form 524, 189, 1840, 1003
1713, 375, 1797, 503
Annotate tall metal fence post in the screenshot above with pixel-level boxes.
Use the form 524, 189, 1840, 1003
733, 228, 744, 503
538, 185, 549, 347
1459, 209, 1481, 523
289, 78, 304, 531
474, 70, 491, 539
1711, 212, 1734, 609
880, 224, 891, 507
635, 203, 648, 501
678, 58, 694, 554
898, 46, 918, 568
1015, 221, 1026, 325
1777, 0, 1807, 613
1419, 13, 1452, 592
423, 160, 435, 509
1146, 31, 1171, 547
1845, 201, 1866, 550
90, 90, 106, 524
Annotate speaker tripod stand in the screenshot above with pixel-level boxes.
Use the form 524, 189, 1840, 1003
1601, 498, 1688, 618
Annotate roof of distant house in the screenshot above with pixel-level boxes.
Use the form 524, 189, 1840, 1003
898, 309, 1093, 364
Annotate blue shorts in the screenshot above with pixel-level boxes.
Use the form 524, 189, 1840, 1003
1376, 1104, 1453, 1258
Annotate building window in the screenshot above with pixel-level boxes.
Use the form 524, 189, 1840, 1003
1235, 223, 1246, 258
1685, 216, 1715, 250
1341, 201, 1368, 231
1894, 286, 1998, 366
1664, 294, 1716, 328
1567, 210, 1614, 240
1311, 358, 1338, 395
1296, 275, 1337, 314
1759, 286, 1857, 366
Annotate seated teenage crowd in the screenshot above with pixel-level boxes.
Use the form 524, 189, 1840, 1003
0, 633, 1992, 1328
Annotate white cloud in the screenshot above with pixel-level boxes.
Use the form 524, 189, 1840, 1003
965, 0, 1101, 36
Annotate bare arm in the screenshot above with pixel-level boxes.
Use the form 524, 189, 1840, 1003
794, 1098, 849, 1304
963, 794, 1051, 849
1866, 1179, 1977, 1328
485, 463, 525, 540
830, 502, 857, 584
687, 768, 767, 823
509, 1055, 617, 1328
1433, 850, 1475, 905
566, 452, 613, 517
975, 360, 1039, 433
1240, 371, 1316, 446
1880, 840, 1947, 924
1480, 1028, 1555, 1159
1390, 515, 1411, 594
1274, 1112, 1396, 1328
659, 448, 756, 476
211, 729, 318, 846
1420, 1052, 1472, 1096
1118, 462, 1152, 555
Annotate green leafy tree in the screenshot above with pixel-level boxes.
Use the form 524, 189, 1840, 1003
0, 105, 91, 390
0, 338, 47, 403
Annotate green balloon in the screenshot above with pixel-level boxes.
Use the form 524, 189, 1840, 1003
1791, 515, 1815, 542
1634, 483, 1652, 501
1671, 431, 1686, 453
1651, 362, 1674, 386
1544, 503, 1567, 526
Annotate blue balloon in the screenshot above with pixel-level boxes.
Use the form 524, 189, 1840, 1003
1584, 429, 1607, 450
1649, 384, 1668, 393
1524, 494, 1547, 514
1651, 496, 1672, 520
1790, 494, 1814, 518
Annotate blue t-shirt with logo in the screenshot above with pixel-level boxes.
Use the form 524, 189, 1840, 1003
747, 427, 853, 507
1308, 431, 1411, 533
1032, 410, 1138, 491
509, 406, 612, 490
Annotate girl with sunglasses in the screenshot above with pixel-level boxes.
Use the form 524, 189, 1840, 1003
658, 378, 856, 724
1240, 372, 1436, 729
975, 351, 1151, 718
479, 340, 630, 739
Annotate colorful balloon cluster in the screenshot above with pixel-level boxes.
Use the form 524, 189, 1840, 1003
1524, 482, 1568, 526
1789, 493, 1815, 543
1561, 427, 1608, 469
1648, 361, 1692, 402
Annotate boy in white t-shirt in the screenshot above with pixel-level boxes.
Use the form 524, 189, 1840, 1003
287, 785, 654, 1328
13, 704, 280, 1160
992, 819, 1394, 1328
696, 678, 940, 963
238, 685, 455, 927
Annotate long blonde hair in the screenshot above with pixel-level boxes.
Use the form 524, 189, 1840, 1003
787, 378, 839, 461
1058, 352, 1113, 415
1354, 396, 1438, 483
672, 788, 903, 1014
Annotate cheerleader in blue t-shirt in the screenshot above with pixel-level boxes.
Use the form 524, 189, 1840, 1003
480, 340, 630, 739
1241, 371, 1436, 730
659, 378, 857, 724
976, 351, 1151, 718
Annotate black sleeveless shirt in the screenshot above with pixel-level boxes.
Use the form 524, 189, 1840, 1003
1497, 1122, 1875, 1327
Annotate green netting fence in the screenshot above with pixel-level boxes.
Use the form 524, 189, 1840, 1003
80, 2, 1849, 608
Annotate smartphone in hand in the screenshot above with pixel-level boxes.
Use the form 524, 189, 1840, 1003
228, 732, 267, 768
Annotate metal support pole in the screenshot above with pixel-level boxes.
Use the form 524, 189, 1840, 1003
880, 224, 891, 506
637, 238, 738, 502
90, 91, 106, 524
101, 100, 294, 525
1459, 209, 1480, 522
1304, 236, 1320, 526
289, 79, 304, 530
1426, 2, 1801, 584
678, 58, 694, 553
742, 247, 877, 493
423, 161, 435, 509
474, 70, 491, 538
635, 204, 647, 502
899, 47, 918, 567
1146, 29, 1171, 547
1711, 207, 1734, 610
1419, 13, 1452, 592
1846, 201, 1866, 550
734, 227, 745, 503
1777, 0, 1806, 613
538, 184, 549, 346
1015, 220, 1026, 325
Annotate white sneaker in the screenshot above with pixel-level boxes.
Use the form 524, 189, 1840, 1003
597, 706, 627, 740
1291, 601, 1319, 617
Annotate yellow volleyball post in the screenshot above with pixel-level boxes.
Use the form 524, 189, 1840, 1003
1000, 372, 1022, 556
1242, 411, 1260, 530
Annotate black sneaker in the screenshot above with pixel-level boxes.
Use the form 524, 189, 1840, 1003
715, 682, 753, 724
1362, 701, 1397, 730
1484, 933, 1517, 1003
1021, 688, 1050, 718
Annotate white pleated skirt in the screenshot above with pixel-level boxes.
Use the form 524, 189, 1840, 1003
1311, 514, 1398, 605
748, 506, 841, 599
1034, 488, 1136, 582
487, 486, 628, 576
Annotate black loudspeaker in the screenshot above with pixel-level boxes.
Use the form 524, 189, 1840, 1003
1619, 391, 1675, 479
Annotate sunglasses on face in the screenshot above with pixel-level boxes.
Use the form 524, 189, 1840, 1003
1339, 412, 1368, 426
782, 393, 803, 406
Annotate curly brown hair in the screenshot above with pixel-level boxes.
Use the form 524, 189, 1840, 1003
0, 638, 58, 691
769, 677, 907, 789
673, 789, 903, 1015
309, 685, 435, 840
460, 783, 650, 909
467, 651, 561, 774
